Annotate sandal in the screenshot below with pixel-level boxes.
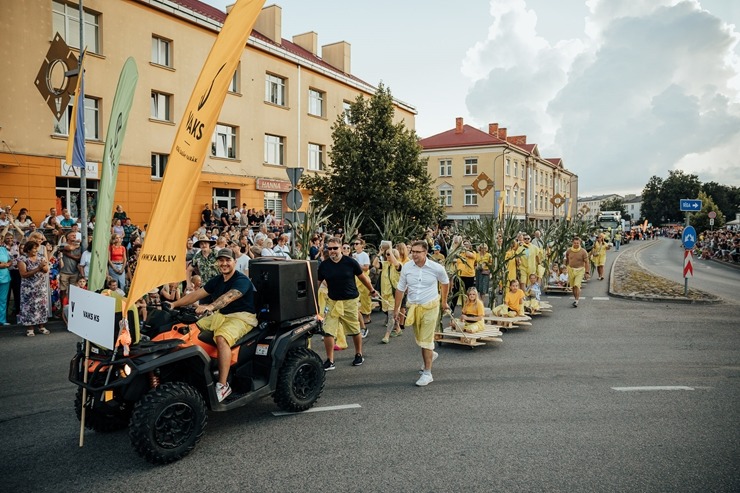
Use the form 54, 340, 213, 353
38, 327, 50, 335
26, 329, 35, 337
390, 330, 402, 337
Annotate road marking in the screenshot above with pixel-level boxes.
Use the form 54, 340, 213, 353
611, 386, 694, 391
272, 403, 361, 416
592, 297, 610, 301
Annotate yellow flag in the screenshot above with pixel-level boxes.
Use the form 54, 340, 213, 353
126, 0, 265, 308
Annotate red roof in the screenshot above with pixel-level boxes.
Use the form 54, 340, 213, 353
419, 125, 507, 150
169, 0, 372, 87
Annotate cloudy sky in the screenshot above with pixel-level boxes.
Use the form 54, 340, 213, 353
203, 0, 740, 197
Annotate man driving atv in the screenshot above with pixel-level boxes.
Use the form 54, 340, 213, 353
169, 248, 257, 402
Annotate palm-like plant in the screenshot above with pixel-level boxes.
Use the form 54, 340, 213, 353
293, 203, 331, 260
370, 211, 423, 245
341, 211, 364, 244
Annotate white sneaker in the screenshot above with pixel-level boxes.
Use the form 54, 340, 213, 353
216, 382, 232, 402
415, 373, 433, 386
361, 328, 369, 339
420, 351, 439, 372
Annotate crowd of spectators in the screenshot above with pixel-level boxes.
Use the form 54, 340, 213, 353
696, 230, 740, 264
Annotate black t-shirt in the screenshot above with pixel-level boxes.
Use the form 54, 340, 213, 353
318, 255, 362, 301
202, 208, 212, 223
203, 271, 256, 315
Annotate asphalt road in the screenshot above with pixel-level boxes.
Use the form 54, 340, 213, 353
638, 237, 740, 304
1, 246, 738, 493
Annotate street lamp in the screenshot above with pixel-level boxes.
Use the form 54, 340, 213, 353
492, 147, 511, 218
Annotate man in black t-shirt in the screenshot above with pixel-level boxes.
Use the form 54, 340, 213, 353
171, 248, 257, 402
317, 237, 377, 371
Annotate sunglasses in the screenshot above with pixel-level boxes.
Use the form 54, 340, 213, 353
327, 246, 339, 250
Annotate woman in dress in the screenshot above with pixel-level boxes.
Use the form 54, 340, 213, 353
18, 241, 50, 336
590, 233, 608, 280
111, 218, 124, 239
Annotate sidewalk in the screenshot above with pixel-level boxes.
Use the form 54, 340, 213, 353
608, 241, 720, 304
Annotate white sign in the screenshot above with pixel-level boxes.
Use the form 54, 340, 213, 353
61, 159, 99, 179
710, 218, 715, 226
67, 286, 116, 348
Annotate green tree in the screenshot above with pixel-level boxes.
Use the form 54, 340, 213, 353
691, 191, 725, 232
641, 175, 664, 225
702, 182, 740, 220
660, 170, 701, 223
598, 197, 627, 219
301, 84, 442, 235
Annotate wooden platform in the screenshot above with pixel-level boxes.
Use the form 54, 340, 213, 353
434, 325, 503, 348
544, 285, 572, 294
483, 314, 533, 328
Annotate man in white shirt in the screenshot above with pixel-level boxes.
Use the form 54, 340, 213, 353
395, 240, 450, 387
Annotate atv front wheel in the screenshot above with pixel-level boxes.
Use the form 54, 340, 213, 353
274, 347, 325, 412
129, 382, 207, 465
74, 387, 131, 433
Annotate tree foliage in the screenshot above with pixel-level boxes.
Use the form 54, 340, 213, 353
691, 191, 725, 232
701, 182, 740, 221
641, 171, 702, 224
301, 84, 442, 234
641, 175, 664, 225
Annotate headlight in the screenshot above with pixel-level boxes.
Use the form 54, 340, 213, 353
119, 364, 132, 378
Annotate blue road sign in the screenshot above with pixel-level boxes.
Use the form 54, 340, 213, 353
680, 199, 702, 212
682, 226, 697, 249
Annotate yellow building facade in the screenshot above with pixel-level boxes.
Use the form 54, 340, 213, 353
420, 118, 577, 227
0, 0, 416, 231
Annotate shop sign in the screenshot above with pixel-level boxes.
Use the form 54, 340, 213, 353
256, 178, 291, 192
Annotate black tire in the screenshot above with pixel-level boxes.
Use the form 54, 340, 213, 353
129, 382, 207, 465
74, 387, 131, 433
273, 347, 325, 412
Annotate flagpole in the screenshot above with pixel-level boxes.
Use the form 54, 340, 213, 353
78, 0, 88, 250
77, 0, 88, 448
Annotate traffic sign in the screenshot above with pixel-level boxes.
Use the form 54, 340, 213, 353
708, 211, 716, 219
710, 218, 715, 226
682, 226, 697, 249
683, 250, 694, 278
286, 189, 303, 210
286, 167, 304, 187
680, 199, 702, 212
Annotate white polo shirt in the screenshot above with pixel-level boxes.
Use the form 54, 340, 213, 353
397, 258, 449, 305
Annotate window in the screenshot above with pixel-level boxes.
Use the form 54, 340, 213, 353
214, 188, 237, 211
265, 74, 286, 106
439, 189, 452, 207
151, 36, 172, 67
308, 89, 325, 117
506, 158, 510, 175
520, 193, 525, 207
53, 96, 100, 140
535, 193, 538, 210
513, 162, 518, 178
229, 65, 239, 93
264, 134, 285, 165
151, 153, 168, 179
308, 143, 325, 171
342, 101, 352, 124
150, 91, 171, 121
439, 159, 452, 177
464, 188, 478, 206
513, 189, 518, 207
505, 188, 510, 205
521, 165, 526, 179
52, 1, 100, 54
264, 191, 282, 219
464, 158, 478, 176
211, 124, 237, 159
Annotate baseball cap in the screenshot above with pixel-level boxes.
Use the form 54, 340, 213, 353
216, 248, 235, 260
433, 244, 441, 250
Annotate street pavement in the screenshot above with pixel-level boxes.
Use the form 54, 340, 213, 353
1, 243, 738, 492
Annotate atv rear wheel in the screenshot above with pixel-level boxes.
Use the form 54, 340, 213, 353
274, 347, 325, 412
74, 387, 131, 433
129, 382, 207, 465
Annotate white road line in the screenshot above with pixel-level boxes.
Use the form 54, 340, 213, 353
611, 386, 694, 391
592, 297, 610, 301
272, 403, 361, 416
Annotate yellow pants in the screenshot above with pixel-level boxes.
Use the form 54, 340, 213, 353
463, 320, 485, 333
197, 311, 258, 346
405, 297, 440, 350
324, 297, 360, 338
355, 277, 372, 316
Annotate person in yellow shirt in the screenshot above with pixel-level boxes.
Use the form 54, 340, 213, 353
493, 279, 525, 317
475, 244, 492, 304
504, 240, 520, 282
461, 287, 485, 333
453, 240, 476, 310
519, 234, 541, 285
590, 233, 608, 280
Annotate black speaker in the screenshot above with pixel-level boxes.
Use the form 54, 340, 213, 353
250, 258, 319, 322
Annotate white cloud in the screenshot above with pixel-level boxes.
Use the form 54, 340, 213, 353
464, 0, 740, 195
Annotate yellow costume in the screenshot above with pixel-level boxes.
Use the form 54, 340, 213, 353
379, 260, 401, 311
318, 283, 346, 348
591, 241, 607, 267
462, 298, 485, 333
404, 296, 440, 350
493, 288, 525, 317
505, 248, 519, 281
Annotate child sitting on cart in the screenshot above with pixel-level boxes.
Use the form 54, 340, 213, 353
460, 287, 485, 333
523, 273, 541, 313
492, 279, 525, 317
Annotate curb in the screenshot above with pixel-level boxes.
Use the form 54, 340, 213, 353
608, 240, 721, 304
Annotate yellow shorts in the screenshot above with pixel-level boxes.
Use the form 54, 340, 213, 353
356, 278, 372, 315
568, 267, 586, 288
197, 311, 257, 347
405, 298, 440, 350
323, 297, 361, 338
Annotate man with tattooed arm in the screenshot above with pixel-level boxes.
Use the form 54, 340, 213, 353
170, 248, 257, 402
